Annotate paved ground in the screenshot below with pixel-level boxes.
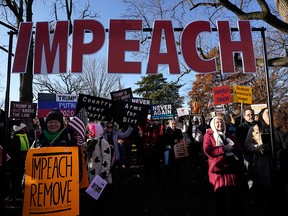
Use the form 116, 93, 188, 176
3, 155, 286, 216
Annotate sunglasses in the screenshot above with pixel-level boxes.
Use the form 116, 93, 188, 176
106, 126, 113, 128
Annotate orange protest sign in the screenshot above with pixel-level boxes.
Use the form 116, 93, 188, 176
23, 147, 80, 216
212, 86, 232, 106
79, 148, 89, 189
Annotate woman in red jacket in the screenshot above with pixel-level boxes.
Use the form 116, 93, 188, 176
203, 114, 247, 216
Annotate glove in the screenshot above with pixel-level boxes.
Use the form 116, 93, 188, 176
223, 144, 234, 152
255, 144, 265, 154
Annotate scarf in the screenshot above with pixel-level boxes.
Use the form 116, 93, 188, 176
15, 133, 30, 151
210, 117, 236, 158
44, 130, 61, 145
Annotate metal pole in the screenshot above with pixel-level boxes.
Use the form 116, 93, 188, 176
240, 102, 243, 124
3, 31, 14, 165
260, 28, 275, 161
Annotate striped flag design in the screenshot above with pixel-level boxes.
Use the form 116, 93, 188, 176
68, 108, 88, 146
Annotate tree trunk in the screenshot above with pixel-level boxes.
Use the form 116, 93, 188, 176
19, 0, 33, 102
275, 0, 288, 23
19, 45, 33, 102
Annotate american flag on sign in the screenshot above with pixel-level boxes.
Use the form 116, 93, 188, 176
38, 93, 56, 102
68, 108, 88, 146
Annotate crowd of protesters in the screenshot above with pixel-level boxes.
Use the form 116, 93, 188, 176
0, 104, 288, 216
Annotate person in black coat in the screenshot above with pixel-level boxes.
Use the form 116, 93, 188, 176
32, 109, 82, 180
236, 108, 256, 169
187, 115, 206, 168
163, 119, 184, 184
9, 123, 30, 200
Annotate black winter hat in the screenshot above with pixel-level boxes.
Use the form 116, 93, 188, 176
45, 109, 64, 129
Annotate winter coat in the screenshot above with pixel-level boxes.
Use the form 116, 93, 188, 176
32, 128, 77, 148
236, 121, 256, 146
85, 137, 112, 184
203, 128, 246, 193
244, 124, 286, 189
102, 126, 133, 161
164, 126, 184, 149
9, 131, 30, 161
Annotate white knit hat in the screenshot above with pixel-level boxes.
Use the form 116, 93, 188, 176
13, 123, 27, 132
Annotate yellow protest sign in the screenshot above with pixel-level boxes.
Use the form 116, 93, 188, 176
233, 85, 252, 104
22, 147, 79, 216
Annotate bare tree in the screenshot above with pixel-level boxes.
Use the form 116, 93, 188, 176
275, 0, 288, 23
33, 56, 123, 99
81, 56, 123, 99
121, 0, 288, 109
0, 99, 4, 109
33, 71, 86, 98
122, 0, 288, 67
0, 0, 98, 102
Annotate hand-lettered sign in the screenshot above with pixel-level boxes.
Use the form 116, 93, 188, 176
22, 147, 80, 216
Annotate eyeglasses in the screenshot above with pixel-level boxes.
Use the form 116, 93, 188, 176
106, 126, 113, 128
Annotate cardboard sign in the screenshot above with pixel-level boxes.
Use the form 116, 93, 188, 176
79, 148, 89, 189
233, 85, 252, 104
251, 104, 267, 114
110, 88, 132, 101
77, 94, 113, 121
177, 107, 190, 117
85, 175, 107, 200
131, 97, 152, 114
173, 139, 189, 159
38, 93, 77, 118
112, 100, 149, 126
23, 147, 80, 216
151, 104, 174, 120
213, 86, 232, 105
10, 101, 37, 119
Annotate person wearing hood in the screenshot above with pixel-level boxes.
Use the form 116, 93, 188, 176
31, 109, 82, 182
187, 115, 206, 168
102, 121, 133, 169
32, 108, 76, 147
9, 122, 30, 200
83, 123, 112, 216
203, 114, 246, 216
85, 123, 112, 184
244, 107, 287, 215
163, 119, 185, 184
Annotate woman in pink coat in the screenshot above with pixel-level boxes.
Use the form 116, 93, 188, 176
203, 115, 247, 216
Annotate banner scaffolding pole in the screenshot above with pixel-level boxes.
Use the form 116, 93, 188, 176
3, 31, 14, 165
260, 27, 275, 162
